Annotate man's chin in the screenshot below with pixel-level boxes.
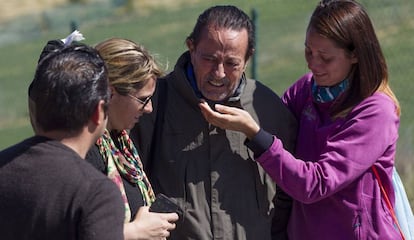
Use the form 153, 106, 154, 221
202, 92, 229, 103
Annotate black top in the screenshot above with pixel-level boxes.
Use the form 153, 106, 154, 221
0, 136, 124, 240
86, 140, 144, 221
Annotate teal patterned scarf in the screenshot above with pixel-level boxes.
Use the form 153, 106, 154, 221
312, 78, 349, 103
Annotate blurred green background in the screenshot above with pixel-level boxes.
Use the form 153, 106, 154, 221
1, 0, 413, 207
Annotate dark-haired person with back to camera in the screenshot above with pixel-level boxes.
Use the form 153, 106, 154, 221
0, 32, 124, 240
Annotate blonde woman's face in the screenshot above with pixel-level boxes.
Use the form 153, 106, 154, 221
107, 77, 156, 131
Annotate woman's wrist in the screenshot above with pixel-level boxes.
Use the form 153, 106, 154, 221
244, 121, 260, 140
123, 221, 142, 240
245, 128, 274, 158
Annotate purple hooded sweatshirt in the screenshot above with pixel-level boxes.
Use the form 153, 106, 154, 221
256, 73, 401, 239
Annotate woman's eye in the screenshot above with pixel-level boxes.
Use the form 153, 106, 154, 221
321, 56, 333, 63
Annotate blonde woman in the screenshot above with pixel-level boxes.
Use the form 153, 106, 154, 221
86, 38, 178, 240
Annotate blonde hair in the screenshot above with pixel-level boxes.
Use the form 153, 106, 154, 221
95, 38, 163, 95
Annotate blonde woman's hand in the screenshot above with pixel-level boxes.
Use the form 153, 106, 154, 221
199, 101, 260, 140
124, 206, 179, 240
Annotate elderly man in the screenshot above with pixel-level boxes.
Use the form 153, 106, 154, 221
131, 5, 297, 240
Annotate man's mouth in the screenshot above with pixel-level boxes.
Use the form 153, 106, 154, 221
208, 79, 225, 87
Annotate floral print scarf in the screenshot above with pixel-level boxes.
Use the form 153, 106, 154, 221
96, 129, 155, 222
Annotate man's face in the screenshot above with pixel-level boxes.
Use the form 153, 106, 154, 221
188, 26, 249, 102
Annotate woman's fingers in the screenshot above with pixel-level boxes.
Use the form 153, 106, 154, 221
199, 101, 260, 139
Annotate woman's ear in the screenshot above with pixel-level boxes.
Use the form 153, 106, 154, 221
109, 86, 116, 98
350, 51, 358, 64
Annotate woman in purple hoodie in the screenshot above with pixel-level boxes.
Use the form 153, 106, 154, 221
199, 0, 402, 239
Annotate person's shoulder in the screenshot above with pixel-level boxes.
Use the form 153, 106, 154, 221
60, 154, 120, 201
0, 136, 50, 165
85, 144, 106, 173
73, 156, 109, 182
243, 78, 296, 117
288, 72, 313, 90
245, 78, 281, 98
358, 92, 397, 111
282, 72, 313, 103
243, 78, 291, 112
78, 162, 119, 194
351, 92, 399, 121
247, 72, 313, 94
75, 160, 123, 212
37, 142, 108, 184
0, 138, 30, 158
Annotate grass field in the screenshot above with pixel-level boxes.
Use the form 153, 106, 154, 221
1, 0, 413, 207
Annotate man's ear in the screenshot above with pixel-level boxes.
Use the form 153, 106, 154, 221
91, 100, 106, 126
186, 39, 195, 53
248, 48, 255, 60
242, 48, 254, 71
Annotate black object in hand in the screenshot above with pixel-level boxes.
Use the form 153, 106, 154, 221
149, 193, 183, 218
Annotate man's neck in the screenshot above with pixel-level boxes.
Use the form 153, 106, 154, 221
37, 129, 94, 159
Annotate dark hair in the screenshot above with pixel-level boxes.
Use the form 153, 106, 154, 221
187, 5, 255, 60
28, 43, 109, 132
308, 0, 399, 117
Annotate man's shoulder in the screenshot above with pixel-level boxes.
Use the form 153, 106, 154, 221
2, 138, 111, 188
242, 78, 284, 105
0, 136, 52, 170
242, 78, 298, 143
47, 148, 122, 206
0, 136, 37, 157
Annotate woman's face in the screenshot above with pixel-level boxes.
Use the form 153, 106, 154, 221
305, 28, 358, 86
107, 77, 156, 131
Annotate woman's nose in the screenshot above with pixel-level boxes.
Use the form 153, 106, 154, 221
142, 100, 153, 113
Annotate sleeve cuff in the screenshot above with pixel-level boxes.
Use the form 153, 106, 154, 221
245, 128, 274, 158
